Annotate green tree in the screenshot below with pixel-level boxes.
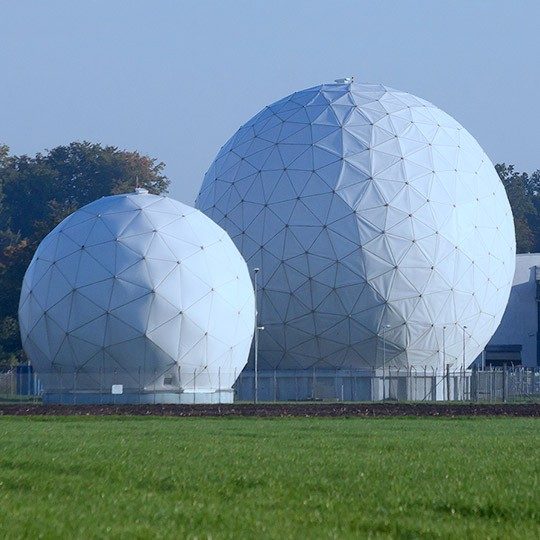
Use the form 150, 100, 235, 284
0, 142, 168, 368
521, 168, 540, 252
496, 163, 536, 253
2, 142, 168, 237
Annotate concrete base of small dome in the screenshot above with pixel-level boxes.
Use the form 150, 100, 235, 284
42, 389, 235, 405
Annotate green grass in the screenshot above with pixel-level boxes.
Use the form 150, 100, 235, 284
0, 417, 538, 539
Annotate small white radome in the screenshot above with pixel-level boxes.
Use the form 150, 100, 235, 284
18, 191, 255, 401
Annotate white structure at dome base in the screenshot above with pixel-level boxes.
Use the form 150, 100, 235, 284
42, 389, 235, 405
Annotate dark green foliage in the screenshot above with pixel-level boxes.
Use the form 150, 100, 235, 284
0, 417, 537, 538
496, 163, 540, 253
0, 142, 168, 367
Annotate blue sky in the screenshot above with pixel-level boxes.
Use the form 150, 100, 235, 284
0, 0, 538, 203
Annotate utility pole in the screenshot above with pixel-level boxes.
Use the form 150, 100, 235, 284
442, 325, 447, 401
252, 268, 264, 404
462, 326, 467, 370
462, 325, 467, 400
382, 324, 390, 400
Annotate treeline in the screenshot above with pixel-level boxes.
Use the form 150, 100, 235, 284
0, 142, 168, 368
496, 164, 540, 253
0, 142, 537, 368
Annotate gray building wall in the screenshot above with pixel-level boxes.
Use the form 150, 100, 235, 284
488, 253, 540, 367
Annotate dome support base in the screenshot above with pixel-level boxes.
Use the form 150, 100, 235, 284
42, 389, 235, 405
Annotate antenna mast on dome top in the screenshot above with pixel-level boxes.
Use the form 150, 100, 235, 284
335, 76, 354, 84
134, 176, 149, 195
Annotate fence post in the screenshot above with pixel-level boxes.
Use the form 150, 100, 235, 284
17, 369, 21, 403
446, 364, 450, 401
113, 369, 117, 406
99, 366, 103, 405
502, 365, 507, 403
59, 368, 63, 404
153, 369, 157, 405
177, 363, 181, 405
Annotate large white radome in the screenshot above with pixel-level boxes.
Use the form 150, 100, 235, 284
19, 190, 255, 401
196, 80, 516, 369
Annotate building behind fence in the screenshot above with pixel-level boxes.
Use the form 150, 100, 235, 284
0, 366, 538, 404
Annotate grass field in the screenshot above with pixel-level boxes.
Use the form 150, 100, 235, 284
0, 417, 538, 539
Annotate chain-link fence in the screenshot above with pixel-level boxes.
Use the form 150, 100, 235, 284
236, 367, 540, 403
0, 366, 538, 404
0, 368, 42, 404
0, 367, 240, 405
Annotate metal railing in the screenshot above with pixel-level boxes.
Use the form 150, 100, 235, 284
235, 366, 540, 403
0, 366, 538, 404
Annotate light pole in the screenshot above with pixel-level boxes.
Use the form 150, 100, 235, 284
382, 324, 390, 400
442, 325, 446, 400
462, 326, 467, 370
462, 325, 467, 400
442, 325, 447, 372
253, 268, 261, 404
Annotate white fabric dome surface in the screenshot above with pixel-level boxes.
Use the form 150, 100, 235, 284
196, 80, 516, 370
18, 190, 255, 400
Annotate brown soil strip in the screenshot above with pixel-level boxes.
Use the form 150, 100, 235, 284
0, 403, 538, 417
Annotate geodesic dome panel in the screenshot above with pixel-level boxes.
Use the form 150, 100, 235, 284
19, 190, 255, 395
196, 80, 515, 370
